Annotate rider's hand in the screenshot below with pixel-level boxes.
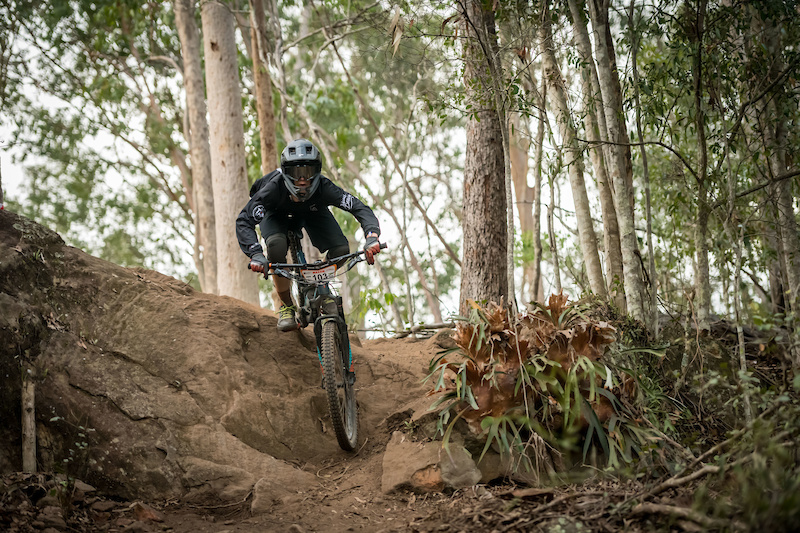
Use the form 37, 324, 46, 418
248, 252, 268, 273
363, 233, 381, 265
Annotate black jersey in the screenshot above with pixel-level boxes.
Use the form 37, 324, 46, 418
236, 170, 381, 258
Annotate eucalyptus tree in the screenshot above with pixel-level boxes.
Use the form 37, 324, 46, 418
201, 0, 259, 306
586, 0, 646, 323
174, 0, 216, 294
458, 0, 509, 314
540, 0, 607, 300
567, 0, 625, 311
247, 0, 279, 174
629, 0, 800, 345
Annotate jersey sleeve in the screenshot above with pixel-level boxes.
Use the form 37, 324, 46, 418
236, 172, 281, 258
236, 195, 266, 257
320, 178, 381, 237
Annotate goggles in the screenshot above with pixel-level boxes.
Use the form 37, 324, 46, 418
285, 164, 317, 181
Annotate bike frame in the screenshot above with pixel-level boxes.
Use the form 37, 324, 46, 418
267, 244, 368, 350
254, 232, 384, 451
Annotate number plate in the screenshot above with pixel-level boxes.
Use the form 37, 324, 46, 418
300, 264, 337, 282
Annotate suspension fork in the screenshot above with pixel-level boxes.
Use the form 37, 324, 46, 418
313, 296, 352, 369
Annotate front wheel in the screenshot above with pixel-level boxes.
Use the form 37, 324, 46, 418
320, 320, 358, 451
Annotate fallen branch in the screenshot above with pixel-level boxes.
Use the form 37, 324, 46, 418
394, 322, 455, 339
631, 502, 745, 531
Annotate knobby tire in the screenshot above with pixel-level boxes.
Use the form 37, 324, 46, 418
321, 320, 358, 451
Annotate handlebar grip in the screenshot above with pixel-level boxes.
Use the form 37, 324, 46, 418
380, 242, 388, 250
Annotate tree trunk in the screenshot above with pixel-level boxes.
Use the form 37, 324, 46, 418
541, 8, 607, 299
174, 0, 218, 294
568, 0, 625, 307
548, 169, 562, 294
459, 0, 508, 315
265, 0, 293, 142
628, 0, 658, 335
249, 0, 279, 173
532, 73, 546, 303
761, 19, 800, 360
587, 0, 645, 322
21, 372, 35, 472
692, 0, 712, 331
509, 113, 537, 301
201, 0, 260, 306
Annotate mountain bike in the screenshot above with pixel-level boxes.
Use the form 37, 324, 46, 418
258, 231, 385, 451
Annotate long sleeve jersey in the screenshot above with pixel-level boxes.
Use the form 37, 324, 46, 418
236, 170, 381, 258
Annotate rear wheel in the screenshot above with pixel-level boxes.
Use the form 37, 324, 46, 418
320, 320, 357, 451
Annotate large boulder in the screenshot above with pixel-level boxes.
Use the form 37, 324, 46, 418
0, 211, 427, 506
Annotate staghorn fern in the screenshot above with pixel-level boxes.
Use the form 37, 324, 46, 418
426, 294, 662, 471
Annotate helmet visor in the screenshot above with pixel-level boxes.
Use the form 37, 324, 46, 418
285, 164, 317, 181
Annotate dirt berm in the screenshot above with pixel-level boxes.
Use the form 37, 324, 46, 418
0, 210, 439, 510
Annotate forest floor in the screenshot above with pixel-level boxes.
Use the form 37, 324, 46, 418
2, 212, 796, 533
0, 334, 716, 533
2, 329, 763, 533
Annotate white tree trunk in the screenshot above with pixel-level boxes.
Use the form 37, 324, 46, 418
541, 13, 607, 299
569, 0, 625, 311
587, 0, 645, 322
201, 0, 260, 306
532, 74, 546, 303
174, 0, 217, 294
628, 0, 658, 335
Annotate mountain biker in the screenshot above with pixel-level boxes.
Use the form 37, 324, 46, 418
236, 138, 382, 331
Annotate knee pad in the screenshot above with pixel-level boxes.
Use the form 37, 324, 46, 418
327, 244, 350, 260
265, 233, 289, 262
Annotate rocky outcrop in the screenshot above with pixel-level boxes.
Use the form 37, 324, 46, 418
0, 211, 427, 507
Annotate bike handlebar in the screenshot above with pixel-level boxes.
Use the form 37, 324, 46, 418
248, 242, 388, 282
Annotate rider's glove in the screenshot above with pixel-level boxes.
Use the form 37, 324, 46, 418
363, 233, 381, 265
249, 252, 268, 273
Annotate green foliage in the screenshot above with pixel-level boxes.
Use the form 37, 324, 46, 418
425, 298, 666, 474
4, 0, 194, 276
691, 398, 800, 531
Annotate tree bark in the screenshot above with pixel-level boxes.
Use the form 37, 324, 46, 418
548, 168, 562, 294
174, 0, 218, 295
201, 0, 260, 306
761, 19, 800, 352
541, 7, 607, 299
509, 113, 536, 301
568, 0, 624, 307
21, 372, 35, 472
531, 74, 546, 303
458, 0, 508, 315
691, 0, 712, 331
628, 0, 658, 335
587, 0, 645, 322
249, 0, 279, 173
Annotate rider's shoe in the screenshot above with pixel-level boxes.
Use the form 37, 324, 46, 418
277, 304, 298, 332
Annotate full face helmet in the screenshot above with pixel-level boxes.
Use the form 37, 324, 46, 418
280, 139, 322, 201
